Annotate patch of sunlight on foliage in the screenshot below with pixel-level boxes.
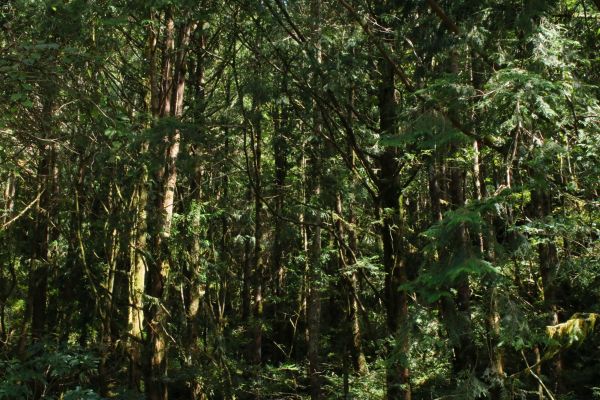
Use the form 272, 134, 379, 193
343, 362, 385, 400
546, 313, 600, 357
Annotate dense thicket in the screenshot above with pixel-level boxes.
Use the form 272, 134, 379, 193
1, 1, 599, 399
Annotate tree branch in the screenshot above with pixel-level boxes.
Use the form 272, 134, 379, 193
1, 190, 44, 231
425, 0, 460, 34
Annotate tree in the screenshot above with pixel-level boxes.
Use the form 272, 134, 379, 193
1, 1, 599, 399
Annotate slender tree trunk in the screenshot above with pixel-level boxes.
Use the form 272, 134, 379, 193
474, 138, 504, 396
433, 147, 476, 376
250, 99, 264, 365
335, 192, 367, 375
448, 155, 476, 374
30, 144, 56, 342
272, 86, 289, 299
21, 81, 60, 400
0, 173, 16, 346
28, 82, 58, 344
2, 172, 15, 225
298, 148, 310, 362
378, 167, 411, 400
269, 91, 290, 366
181, 160, 205, 400
345, 87, 368, 376
307, 177, 322, 400
128, 11, 158, 389
180, 24, 208, 400
533, 188, 563, 394
144, 11, 191, 400
242, 185, 252, 323
128, 168, 148, 391
59, 159, 86, 342
375, 20, 411, 397
307, 1, 323, 397
98, 180, 119, 397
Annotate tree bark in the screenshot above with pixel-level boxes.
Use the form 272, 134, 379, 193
128, 12, 158, 389
272, 83, 289, 299
28, 82, 58, 344
143, 10, 191, 400
533, 188, 563, 394
0, 172, 16, 346
180, 24, 208, 400
335, 192, 368, 375
376, 44, 412, 400
30, 144, 56, 342
307, 1, 323, 398
251, 98, 264, 365
448, 156, 476, 374
307, 177, 322, 400
128, 167, 148, 391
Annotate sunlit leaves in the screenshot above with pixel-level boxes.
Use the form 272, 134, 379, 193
545, 313, 600, 357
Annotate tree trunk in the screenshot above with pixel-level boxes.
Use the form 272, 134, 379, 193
307, 1, 323, 398
272, 85, 288, 299
533, 188, 563, 393
180, 24, 208, 400
128, 168, 148, 391
251, 99, 264, 365
30, 145, 56, 341
98, 179, 119, 397
0, 173, 16, 346
2, 172, 15, 225
144, 10, 191, 400
335, 192, 367, 375
128, 11, 157, 389
375, 20, 411, 397
448, 157, 475, 374
28, 83, 58, 344
21, 81, 59, 400
307, 178, 322, 400
473, 138, 504, 396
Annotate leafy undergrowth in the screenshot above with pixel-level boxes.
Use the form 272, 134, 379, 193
0, 342, 101, 400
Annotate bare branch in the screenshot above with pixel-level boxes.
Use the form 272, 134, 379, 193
1, 190, 44, 231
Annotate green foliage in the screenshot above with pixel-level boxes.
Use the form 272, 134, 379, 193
380, 110, 470, 151
453, 371, 489, 400
1, 0, 600, 399
0, 343, 101, 400
63, 387, 103, 400
546, 313, 600, 356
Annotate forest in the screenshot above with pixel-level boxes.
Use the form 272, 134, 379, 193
0, 0, 599, 399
